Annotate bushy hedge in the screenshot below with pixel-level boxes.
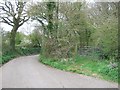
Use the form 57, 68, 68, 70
2, 47, 40, 64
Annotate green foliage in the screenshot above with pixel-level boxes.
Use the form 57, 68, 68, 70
0, 56, 2, 64
1, 27, 41, 65
40, 55, 68, 70
2, 51, 18, 64
2, 47, 40, 64
15, 32, 26, 45
88, 3, 118, 60
40, 55, 118, 82
99, 65, 118, 81
28, 29, 42, 47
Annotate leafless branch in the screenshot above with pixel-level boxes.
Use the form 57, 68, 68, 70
1, 17, 14, 26
19, 16, 30, 26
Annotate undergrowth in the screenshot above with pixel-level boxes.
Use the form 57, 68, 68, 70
1, 47, 40, 65
39, 55, 118, 83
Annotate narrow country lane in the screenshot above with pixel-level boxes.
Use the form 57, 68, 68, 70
0, 55, 118, 88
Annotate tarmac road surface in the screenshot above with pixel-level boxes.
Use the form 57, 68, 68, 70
0, 55, 118, 88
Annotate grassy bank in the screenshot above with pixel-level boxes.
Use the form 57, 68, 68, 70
39, 55, 118, 83
1, 47, 40, 65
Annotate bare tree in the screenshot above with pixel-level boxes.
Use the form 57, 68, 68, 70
0, 1, 29, 51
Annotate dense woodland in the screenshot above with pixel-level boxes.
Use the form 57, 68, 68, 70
0, 0, 119, 82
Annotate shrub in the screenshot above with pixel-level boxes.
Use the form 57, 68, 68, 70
2, 47, 40, 64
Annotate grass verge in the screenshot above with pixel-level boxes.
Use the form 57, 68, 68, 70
39, 55, 118, 83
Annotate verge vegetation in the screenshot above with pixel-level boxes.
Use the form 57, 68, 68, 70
40, 55, 118, 82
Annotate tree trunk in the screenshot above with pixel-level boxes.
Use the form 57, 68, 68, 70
10, 26, 18, 51
47, 2, 55, 38
118, 2, 120, 61
85, 29, 89, 46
